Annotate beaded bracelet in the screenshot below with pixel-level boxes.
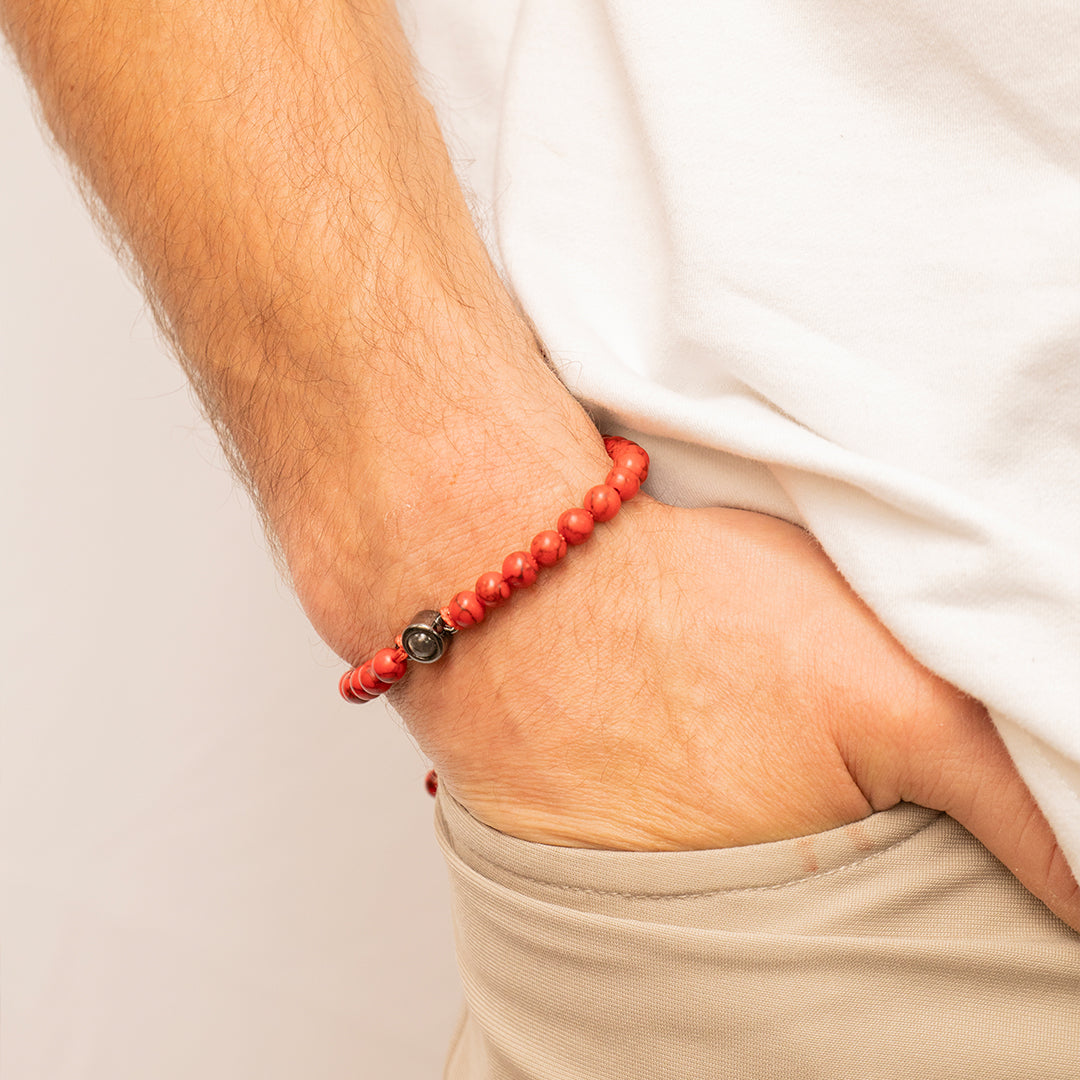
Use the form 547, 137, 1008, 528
338, 436, 649, 704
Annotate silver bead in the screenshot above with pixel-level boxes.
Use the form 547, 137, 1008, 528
401, 609, 454, 663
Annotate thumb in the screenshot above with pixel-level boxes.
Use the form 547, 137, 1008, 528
899, 702, 1080, 932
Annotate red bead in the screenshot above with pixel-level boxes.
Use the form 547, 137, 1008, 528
583, 483, 622, 522
603, 435, 632, 457
606, 467, 640, 500
502, 550, 540, 588
557, 507, 595, 545
530, 529, 567, 567
340, 670, 365, 702
347, 668, 376, 701
612, 446, 649, 482
372, 647, 408, 684
475, 571, 512, 607
448, 590, 486, 628
357, 661, 387, 695
425, 769, 439, 797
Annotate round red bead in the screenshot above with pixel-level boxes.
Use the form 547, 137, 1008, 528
584, 483, 622, 523
357, 661, 387, 695
372, 647, 408, 684
347, 668, 376, 701
448, 590, 486, 628
604, 435, 632, 458
605, 467, 640, 500
340, 670, 365, 702
425, 770, 439, 797
475, 571, 512, 607
530, 529, 567, 567
612, 447, 649, 482
557, 507, 595, 545
502, 550, 539, 588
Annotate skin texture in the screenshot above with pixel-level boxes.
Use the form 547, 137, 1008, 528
3, 0, 1077, 929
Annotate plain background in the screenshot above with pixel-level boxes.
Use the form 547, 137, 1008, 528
1, 47, 462, 1080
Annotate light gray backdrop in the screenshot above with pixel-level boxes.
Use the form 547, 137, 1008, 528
1, 49, 461, 1080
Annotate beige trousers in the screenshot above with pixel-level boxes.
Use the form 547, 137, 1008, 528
436, 792, 1080, 1079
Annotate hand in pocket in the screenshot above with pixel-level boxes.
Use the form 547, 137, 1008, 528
394, 498, 1080, 930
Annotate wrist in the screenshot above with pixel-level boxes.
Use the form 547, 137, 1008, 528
280, 329, 612, 665
337, 435, 651, 704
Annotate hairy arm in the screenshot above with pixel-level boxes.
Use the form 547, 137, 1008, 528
1, 0, 610, 642
4, 0, 1077, 928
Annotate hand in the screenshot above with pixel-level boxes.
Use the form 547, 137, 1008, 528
386, 496, 1080, 930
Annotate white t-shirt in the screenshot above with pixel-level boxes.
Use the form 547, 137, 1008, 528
399, 1, 1080, 869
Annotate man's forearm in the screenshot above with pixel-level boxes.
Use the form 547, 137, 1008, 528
1, 0, 608, 660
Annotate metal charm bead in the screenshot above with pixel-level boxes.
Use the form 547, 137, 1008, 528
401, 609, 455, 664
